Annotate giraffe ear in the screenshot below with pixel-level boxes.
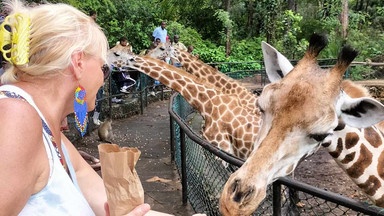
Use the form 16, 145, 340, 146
262, 41, 294, 83
337, 91, 384, 128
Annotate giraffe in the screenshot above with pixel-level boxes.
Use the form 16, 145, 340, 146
219, 34, 384, 215
149, 46, 260, 115
107, 51, 261, 159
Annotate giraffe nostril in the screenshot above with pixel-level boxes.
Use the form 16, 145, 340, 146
233, 191, 243, 203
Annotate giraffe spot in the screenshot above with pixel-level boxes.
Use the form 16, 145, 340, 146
212, 108, 219, 120
212, 97, 220, 106
334, 120, 346, 131
236, 88, 242, 94
340, 152, 356, 164
216, 134, 223, 142
181, 53, 187, 58
192, 100, 203, 113
205, 102, 213, 114
222, 97, 231, 104
208, 76, 215, 83
198, 93, 209, 103
244, 139, 252, 150
346, 144, 372, 179
375, 194, 384, 207
186, 85, 197, 98
192, 63, 198, 71
241, 110, 248, 116
162, 70, 172, 80
158, 77, 169, 86
247, 123, 252, 129
236, 128, 244, 139
178, 80, 186, 86
170, 82, 181, 91
143, 67, 150, 73
226, 83, 232, 89
239, 92, 246, 98
246, 116, 253, 122
219, 104, 227, 115
357, 175, 381, 196
239, 152, 245, 159
220, 78, 226, 85
200, 71, 206, 76
182, 90, 192, 101
321, 141, 331, 148
173, 73, 182, 80
215, 75, 221, 81
233, 119, 240, 128
222, 111, 234, 123
153, 66, 162, 71
364, 127, 382, 148
345, 132, 359, 149
184, 58, 191, 63
207, 90, 215, 98
148, 62, 156, 66
231, 89, 236, 94
196, 62, 202, 68
238, 116, 246, 125
378, 150, 384, 180
329, 138, 343, 158
198, 86, 204, 92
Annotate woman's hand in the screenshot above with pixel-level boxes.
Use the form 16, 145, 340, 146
104, 202, 151, 216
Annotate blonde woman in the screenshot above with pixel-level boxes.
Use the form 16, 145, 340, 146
0, 1, 150, 215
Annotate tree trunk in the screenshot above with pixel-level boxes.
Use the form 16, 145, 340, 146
247, 0, 254, 37
341, 0, 349, 38
288, 0, 296, 12
225, 0, 231, 57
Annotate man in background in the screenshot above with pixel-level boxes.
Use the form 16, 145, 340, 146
172, 35, 187, 51
152, 21, 167, 43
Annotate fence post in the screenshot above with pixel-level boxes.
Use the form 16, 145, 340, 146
108, 75, 113, 119
169, 117, 175, 162
273, 182, 282, 216
180, 128, 188, 204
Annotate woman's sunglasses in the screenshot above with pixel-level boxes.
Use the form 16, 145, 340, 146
101, 64, 111, 80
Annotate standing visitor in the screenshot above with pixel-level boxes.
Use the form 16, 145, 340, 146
152, 21, 167, 43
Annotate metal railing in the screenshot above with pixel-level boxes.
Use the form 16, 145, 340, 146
169, 93, 384, 215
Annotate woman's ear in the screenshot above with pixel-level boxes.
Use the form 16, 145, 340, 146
71, 51, 85, 80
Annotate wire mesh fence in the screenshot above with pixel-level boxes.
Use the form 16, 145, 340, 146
169, 93, 384, 216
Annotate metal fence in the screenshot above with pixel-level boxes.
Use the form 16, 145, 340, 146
169, 93, 384, 216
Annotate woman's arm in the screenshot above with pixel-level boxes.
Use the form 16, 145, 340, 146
0, 99, 48, 215
61, 134, 107, 216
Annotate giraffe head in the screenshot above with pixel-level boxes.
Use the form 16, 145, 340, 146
145, 42, 176, 61
219, 34, 384, 215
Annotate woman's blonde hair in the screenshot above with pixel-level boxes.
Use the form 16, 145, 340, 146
1, 0, 108, 84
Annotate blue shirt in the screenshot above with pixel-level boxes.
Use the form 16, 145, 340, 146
152, 26, 167, 43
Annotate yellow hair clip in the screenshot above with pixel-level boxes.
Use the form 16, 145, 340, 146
0, 13, 30, 65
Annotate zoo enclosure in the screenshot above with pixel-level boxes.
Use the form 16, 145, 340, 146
169, 93, 384, 216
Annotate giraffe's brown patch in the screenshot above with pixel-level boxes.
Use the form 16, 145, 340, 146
340, 152, 356, 164
222, 111, 234, 123
222, 96, 231, 104
215, 75, 221, 81
153, 66, 162, 71
162, 70, 173, 80
203, 68, 211, 75
219, 105, 227, 115
170, 82, 181, 91
220, 78, 227, 85
346, 144, 372, 179
357, 175, 381, 196
375, 194, 384, 207
212, 97, 220, 105
211, 107, 219, 120
177, 80, 186, 86
208, 75, 215, 83
245, 95, 251, 100
198, 86, 204, 92
184, 58, 191, 63
233, 107, 242, 116
334, 120, 345, 131
148, 62, 156, 66
158, 77, 170, 86
345, 132, 359, 149
200, 71, 206, 76
192, 63, 198, 71
238, 116, 246, 125
236, 128, 244, 139
239, 92, 246, 98
246, 123, 252, 129
198, 93, 209, 103
192, 100, 203, 113
182, 90, 192, 101
186, 85, 198, 98
239, 152, 245, 159
241, 148, 248, 154
173, 73, 182, 80
181, 53, 187, 58
231, 89, 236, 94
226, 83, 232, 89
207, 90, 215, 98
228, 101, 237, 110
364, 127, 382, 148
216, 134, 223, 142
321, 141, 331, 147
378, 150, 384, 180
236, 88, 242, 94
244, 139, 252, 149
241, 110, 248, 116
233, 119, 240, 129
246, 116, 253, 122
143, 67, 151, 73
329, 138, 343, 158
205, 102, 213, 114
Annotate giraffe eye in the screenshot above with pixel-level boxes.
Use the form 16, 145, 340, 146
160, 47, 165, 51
309, 133, 331, 142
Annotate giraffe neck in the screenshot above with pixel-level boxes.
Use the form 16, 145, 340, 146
129, 55, 261, 158
322, 123, 384, 207
176, 50, 259, 115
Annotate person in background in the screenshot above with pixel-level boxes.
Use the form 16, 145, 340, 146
152, 21, 167, 43
172, 35, 187, 51
0, 1, 150, 215
187, 45, 200, 59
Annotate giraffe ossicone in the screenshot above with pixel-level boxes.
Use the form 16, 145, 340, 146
220, 34, 384, 215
